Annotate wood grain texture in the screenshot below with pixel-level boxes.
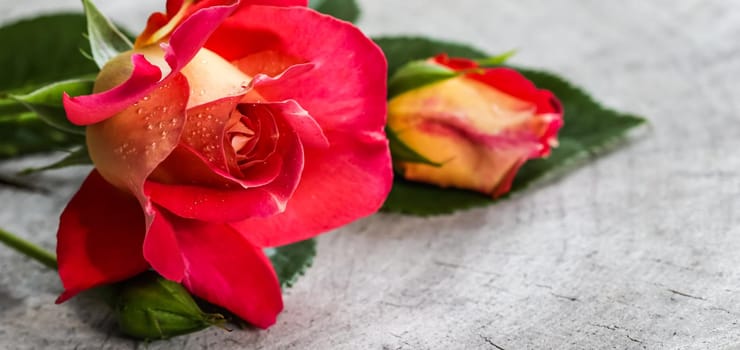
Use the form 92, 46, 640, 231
2, 0, 740, 349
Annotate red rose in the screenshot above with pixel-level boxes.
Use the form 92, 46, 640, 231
57, 0, 391, 328
388, 54, 562, 197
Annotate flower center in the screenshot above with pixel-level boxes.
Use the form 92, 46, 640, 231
225, 105, 280, 173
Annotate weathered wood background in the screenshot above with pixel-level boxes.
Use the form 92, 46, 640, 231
1, 0, 739, 349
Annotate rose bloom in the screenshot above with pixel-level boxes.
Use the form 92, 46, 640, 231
388, 54, 563, 197
57, 0, 391, 328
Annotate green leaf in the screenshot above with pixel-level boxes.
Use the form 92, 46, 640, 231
0, 14, 98, 93
82, 0, 133, 68
20, 146, 92, 175
388, 60, 459, 98
11, 79, 93, 135
0, 113, 85, 159
375, 36, 647, 216
266, 239, 316, 288
309, 0, 361, 23
0, 14, 97, 158
387, 127, 440, 167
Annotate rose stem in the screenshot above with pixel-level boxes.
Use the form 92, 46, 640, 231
0, 228, 57, 270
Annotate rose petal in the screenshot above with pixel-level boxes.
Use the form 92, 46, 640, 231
466, 68, 564, 156
205, 5, 387, 133
86, 73, 189, 219
137, 0, 307, 47
147, 118, 305, 222
468, 67, 562, 115
206, 6, 392, 246
247, 78, 329, 149
233, 128, 392, 247
173, 218, 283, 328
56, 171, 149, 303
63, 54, 162, 126
65, 2, 238, 126
143, 207, 186, 282
162, 1, 239, 74
180, 95, 244, 173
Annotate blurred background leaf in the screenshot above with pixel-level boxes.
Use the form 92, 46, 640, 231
309, 0, 360, 23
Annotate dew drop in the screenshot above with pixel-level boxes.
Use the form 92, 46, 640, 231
143, 96, 151, 101
136, 108, 144, 114
146, 123, 154, 130
198, 89, 206, 96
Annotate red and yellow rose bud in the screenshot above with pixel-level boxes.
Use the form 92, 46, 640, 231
387, 54, 563, 197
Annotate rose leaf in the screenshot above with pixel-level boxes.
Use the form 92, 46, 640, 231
265, 238, 317, 288
0, 14, 99, 158
309, 0, 361, 23
374, 36, 647, 216
19, 146, 93, 176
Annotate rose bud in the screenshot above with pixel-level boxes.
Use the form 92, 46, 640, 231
56, 0, 391, 330
387, 54, 563, 197
111, 272, 225, 340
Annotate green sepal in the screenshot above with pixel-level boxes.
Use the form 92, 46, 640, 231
386, 126, 441, 167
266, 238, 317, 288
111, 272, 225, 341
309, 0, 361, 23
474, 50, 517, 66
10, 79, 93, 135
388, 60, 459, 98
19, 146, 92, 175
82, 0, 133, 68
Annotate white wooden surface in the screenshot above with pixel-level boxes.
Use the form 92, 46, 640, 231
2, 1, 740, 349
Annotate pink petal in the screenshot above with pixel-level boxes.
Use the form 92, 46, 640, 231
86, 73, 189, 218
467, 68, 564, 156
205, 6, 392, 246
204, 5, 388, 133
174, 218, 283, 328
162, 1, 239, 73
63, 55, 162, 126
243, 0, 307, 5
469, 68, 562, 115
64, 2, 238, 126
56, 171, 149, 303
143, 207, 186, 282
233, 128, 392, 247
492, 158, 527, 197
179, 95, 244, 174
248, 71, 329, 149
146, 117, 305, 222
